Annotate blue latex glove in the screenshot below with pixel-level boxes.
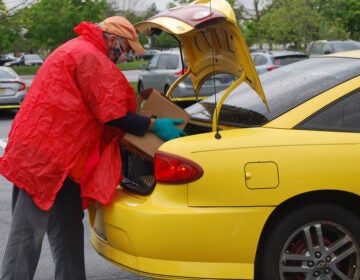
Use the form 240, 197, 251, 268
151, 118, 187, 141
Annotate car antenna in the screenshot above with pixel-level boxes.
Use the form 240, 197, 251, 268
209, 0, 221, 139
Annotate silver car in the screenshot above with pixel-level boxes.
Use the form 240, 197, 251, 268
0, 66, 27, 109
306, 40, 360, 56
137, 49, 235, 106
251, 50, 309, 74
5, 54, 44, 67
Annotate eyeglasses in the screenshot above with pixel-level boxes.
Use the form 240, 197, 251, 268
104, 33, 132, 63
116, 37, 131, 54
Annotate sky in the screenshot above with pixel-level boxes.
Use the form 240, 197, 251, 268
151, 0, 171, 11
3, 0, 171, 11
111, 0, 171, 11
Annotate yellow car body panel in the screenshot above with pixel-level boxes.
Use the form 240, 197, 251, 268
161, 128, 360, 206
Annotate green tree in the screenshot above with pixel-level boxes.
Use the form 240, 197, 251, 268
0, 1, 20, 52
259, 0, 319, 50
235, 0, 273, 50
320, 0, 360, 40
22, 0, 109, 52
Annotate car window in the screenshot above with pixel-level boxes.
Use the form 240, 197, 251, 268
148, 54, 160, 69
167, 54, 179, 69
157, 54, 170, 69
187, 57, 360, 127
274, 56, 308, 66
296, 90, 360, 132
308, 42, 325, 55
332, 41, 360, 52
253, 55, 268, 66
0, 69, 16, 79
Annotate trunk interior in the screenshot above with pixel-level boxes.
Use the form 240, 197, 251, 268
120, 121, 212, 195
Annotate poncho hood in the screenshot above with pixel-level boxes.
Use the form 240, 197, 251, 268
74, 21, 108, 54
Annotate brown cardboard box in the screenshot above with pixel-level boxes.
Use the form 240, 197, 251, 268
120, 88, 190, 160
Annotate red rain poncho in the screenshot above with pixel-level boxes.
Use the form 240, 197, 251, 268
0, 22, 137, 210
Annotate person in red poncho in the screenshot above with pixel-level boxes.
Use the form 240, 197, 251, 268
0, 16, 186, 280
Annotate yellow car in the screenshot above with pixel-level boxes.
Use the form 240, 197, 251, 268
89, 0, 360, 279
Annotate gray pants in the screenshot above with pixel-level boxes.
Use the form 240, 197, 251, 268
0, 178, 86, 280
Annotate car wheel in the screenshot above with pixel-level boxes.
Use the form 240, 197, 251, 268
137, 81, 144, 94
255, 203, 360, 280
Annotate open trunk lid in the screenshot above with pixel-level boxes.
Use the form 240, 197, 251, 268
135, 0, 267, 109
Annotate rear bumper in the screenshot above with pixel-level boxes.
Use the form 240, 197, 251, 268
89, 187, 274, 279
0, 91, 26, 108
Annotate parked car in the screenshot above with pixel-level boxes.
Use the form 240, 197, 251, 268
251, 50, 309, 74
0, 54, 17, 66
0, 66, 26, 109
306, 39, 360, 56
89, 1, 360, 279
5, 54, 44, 67
138, 49, 235, 106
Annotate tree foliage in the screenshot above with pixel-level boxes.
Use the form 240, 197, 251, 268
320, 0, 360, 40
240, 0, 360, 50
1, 0, 359, 55
0, 0, 24, 52
259, 0, 319, 50
22, 0, 109, 52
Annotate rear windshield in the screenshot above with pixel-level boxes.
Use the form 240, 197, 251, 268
0, 68, 17, 79
332, 41, 360, 52
274, 55, 308, 66
186, 56, 360, 127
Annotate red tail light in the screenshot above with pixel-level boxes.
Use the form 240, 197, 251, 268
154, 151, 203, 184
15, 81, 26, 91
266, 65, 280, 72
174, 68, 188, 76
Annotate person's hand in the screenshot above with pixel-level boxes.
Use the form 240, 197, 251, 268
151, 118, 187, 141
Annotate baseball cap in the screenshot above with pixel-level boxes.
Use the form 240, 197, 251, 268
99, 16, 145, 54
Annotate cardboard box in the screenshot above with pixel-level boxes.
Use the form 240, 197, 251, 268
120, 88, 190, 160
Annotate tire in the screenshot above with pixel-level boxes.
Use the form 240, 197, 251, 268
164, 84, 169, 95
255, 203, 360, 280
137, 81, 144, 93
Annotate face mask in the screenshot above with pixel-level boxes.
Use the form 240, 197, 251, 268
116, 51, 129, 64
108, 38, 122, 63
